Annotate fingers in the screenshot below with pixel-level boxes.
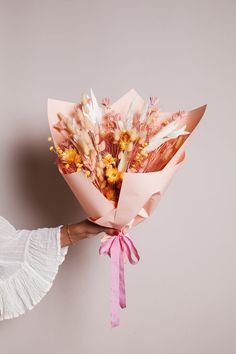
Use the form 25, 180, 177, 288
74, 220, 119, 239
105, 228, 117, 236
92, 226, 117, 236
85, 221, 118, 236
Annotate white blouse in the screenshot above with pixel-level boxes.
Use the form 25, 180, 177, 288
0, 216, 68, 321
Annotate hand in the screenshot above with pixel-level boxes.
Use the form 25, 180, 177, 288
60, 219, 117, 247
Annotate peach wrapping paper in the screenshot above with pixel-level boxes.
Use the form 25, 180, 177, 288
48, 89, 206, 327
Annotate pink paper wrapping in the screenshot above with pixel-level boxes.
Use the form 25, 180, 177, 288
48, 89, 206, 327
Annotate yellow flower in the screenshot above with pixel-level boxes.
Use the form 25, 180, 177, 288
118, 130, 137, 151
102, 153, 115, 167
119, 131, 131, 151
61, 148, 82, 165
105, 167, 121, 184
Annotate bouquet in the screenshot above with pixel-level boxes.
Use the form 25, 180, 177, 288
48, 89, 206, 327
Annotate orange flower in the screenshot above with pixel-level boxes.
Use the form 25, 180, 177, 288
61, 148, 82, 166
105, 167, 121, 184
117, 130, 138, 151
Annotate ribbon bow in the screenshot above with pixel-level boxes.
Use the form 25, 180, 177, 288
99, 231, 140, 328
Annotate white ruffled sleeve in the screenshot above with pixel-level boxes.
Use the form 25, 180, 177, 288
0, 216, 69, 320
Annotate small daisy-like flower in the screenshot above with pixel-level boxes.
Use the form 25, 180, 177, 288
102, 153, 115, 168
61, 148, 82, 165
119, 131, 132, 151
105, 167, 121, 184
117, 130, 138, 151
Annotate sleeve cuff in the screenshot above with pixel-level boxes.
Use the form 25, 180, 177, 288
0, 226, 68, 321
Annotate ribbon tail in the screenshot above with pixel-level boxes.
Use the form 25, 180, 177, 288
99, 232, 140, 328
110, 238, 121, 328
119, 241, 126, 309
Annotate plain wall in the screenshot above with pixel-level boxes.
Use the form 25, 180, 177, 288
0, 1, 235, 354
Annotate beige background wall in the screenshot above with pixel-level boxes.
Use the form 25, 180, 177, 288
0, 1, 235, 353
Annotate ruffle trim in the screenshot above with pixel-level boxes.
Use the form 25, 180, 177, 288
0, 226, 68, 320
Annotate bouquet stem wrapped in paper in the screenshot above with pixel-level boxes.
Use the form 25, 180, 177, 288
48, 89, 206, 327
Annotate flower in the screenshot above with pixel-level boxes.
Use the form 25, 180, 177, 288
119, 131, 133, 151
52, 89, 191, 202
102, 153, 115, 168
105, 167, 121, 184
61, 148, 82, 165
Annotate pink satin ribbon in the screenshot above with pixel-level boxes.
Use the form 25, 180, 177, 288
99, 231, 140, 328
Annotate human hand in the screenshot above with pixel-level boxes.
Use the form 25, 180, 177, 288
60, 219, 117, 247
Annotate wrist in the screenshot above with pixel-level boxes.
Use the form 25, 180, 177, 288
60, 225, 71, 247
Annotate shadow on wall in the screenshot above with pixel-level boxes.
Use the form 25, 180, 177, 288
15, 139, 86, 228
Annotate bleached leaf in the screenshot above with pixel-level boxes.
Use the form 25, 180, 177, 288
167, 125, 189, 139
118, 151, 128, 172
118, 120, 124, 130
155, 119, 179, 139
90, 88, 102, 123
82, 94, 96, 125
125, 94, 137, 129
139, 100, 149, 123
82, 90, 102, 126
144, 120, 189, 153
